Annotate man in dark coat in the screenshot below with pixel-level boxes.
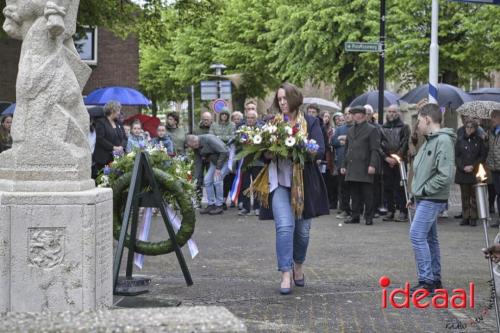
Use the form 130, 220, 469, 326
381, 104, 411, 222
341, 106, 381, 225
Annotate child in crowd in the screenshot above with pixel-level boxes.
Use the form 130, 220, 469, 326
152, 124, 174, 155
123, 124, 131, 138
126, 120, 147, 152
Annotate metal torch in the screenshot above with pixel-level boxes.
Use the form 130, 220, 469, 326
475, 164, 500, 332
391, 154, 412, 224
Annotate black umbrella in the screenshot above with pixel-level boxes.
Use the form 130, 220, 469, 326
399, 83, 472, 109
86, 105, 104, 118
349, 90, 400, 110
469, 88, 500, 103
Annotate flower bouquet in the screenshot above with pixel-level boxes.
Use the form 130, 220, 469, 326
234, 115, 319, 166
234, 114, 320, 218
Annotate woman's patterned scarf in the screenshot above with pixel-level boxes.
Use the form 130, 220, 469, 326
245, 111, 308, 218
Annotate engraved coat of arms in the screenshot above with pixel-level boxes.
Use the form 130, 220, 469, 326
28, 228, 65, 269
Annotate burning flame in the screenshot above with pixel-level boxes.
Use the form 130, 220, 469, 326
391, 154, 401, 164
477, 164, 487, 182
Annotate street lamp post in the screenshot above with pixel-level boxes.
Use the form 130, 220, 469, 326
378, 0, 386, 125
428, 0, 439, 104
210, 63, 227, 101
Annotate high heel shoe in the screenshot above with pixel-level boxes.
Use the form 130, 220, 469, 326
280, 274, 292, 295
293, 270, 305, 287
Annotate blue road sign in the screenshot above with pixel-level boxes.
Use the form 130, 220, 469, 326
211, 99, 229, 113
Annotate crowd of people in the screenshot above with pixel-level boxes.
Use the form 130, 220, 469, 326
3, 89, 500, 296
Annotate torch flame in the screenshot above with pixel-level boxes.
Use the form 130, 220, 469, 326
476, 164, 487, 182
391, 154, 401, 163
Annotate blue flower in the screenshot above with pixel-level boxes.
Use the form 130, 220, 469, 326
103, 166, 111, 175
284, 115, 289, 122
139, 142, 146, 149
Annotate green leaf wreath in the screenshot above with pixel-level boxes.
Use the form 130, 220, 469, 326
96, 146, 197, 255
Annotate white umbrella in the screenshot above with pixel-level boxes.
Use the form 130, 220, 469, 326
303, 97, 341, 112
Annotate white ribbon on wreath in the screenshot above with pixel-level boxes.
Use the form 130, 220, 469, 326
134, 205, 199, 269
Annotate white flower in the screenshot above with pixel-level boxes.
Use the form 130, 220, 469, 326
285, 136, 296, 147
127, 151, 136, 158
269, 135, 277, 143
267, 125, 277, 134
285, 126, 293, 135
98, 175, 110, 187
240, 137, 248, 143
253, 134, 263, 144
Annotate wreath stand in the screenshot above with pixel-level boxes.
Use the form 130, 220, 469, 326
113, 152, 193, 296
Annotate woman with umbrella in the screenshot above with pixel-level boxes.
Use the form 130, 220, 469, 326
0, 115, 12, 153
92, 101, 127, 178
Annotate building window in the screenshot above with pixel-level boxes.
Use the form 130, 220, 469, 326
74, 27, 98, 66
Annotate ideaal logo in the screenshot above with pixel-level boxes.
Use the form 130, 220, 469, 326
379, 276, 475, 309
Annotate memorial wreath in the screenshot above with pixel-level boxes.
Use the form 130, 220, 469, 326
96, 146, 197, 255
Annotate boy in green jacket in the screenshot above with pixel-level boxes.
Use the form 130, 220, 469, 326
409, 103, 456, 294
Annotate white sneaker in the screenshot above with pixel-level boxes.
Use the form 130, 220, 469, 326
439, 210, 449, 218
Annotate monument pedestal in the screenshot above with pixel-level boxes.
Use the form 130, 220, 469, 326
0, 188, 113, 312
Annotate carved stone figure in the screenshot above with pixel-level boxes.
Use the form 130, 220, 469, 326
0, 0, 94, 191
28, 227, 65, 269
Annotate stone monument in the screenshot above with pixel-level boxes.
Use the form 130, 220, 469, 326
0, 0, 113, 312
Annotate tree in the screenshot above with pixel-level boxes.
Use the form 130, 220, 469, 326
212, 0, 280, 109
385, 0, 500, 87
264, 0, 380, 105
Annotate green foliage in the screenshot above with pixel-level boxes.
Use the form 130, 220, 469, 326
264, 0, 381, 105
2, 0, 500, 105
213, 0, 280, 99
385, 0, 497, 87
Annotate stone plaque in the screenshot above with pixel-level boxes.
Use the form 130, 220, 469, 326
28, 228, 65, 269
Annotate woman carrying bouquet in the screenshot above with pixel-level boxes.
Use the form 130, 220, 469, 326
255, 83, 329, 294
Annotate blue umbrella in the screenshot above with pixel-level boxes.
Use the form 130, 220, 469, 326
400, 83, 472, 109
469, 88, 500, 103
1, 103, 15, 116
349, 90, 401, 110
84, 86, 152, 106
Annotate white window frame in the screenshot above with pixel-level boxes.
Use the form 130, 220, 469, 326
74, 26, 98, 66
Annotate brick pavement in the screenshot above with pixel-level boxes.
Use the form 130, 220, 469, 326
115, 190, 500, 332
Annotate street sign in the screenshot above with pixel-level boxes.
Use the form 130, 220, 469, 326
345, 42, 381, 53
210, 99, 229, 113
449, 0, 500, 4
201, 81, 218, 100
201, 80, 232, 100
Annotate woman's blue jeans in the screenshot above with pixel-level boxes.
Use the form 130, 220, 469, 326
272, 186, 312, 272
409, 200, 447, 284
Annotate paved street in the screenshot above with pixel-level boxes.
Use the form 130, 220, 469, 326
115, 186, 500, 332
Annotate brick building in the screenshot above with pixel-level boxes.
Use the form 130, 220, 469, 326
0, 28, 139, 111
